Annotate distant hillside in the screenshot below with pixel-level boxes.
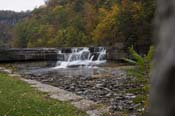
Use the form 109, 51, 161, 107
0, 10, 30, 25
12, 0, 155, 53
0, 10, 30, 48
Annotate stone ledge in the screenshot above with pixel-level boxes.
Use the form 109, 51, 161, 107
0, 48, 58, 62
21, 79, 109, 116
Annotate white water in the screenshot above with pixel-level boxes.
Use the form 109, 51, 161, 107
54, 47, 106, 69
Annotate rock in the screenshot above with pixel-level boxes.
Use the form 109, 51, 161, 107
87, 107, 109, 116
138, 108, 144, 112
20, 67, 143, 115
95, 84, 103, 88
0, 67, 13, 74
106, 93, 112, 97
118, 106, 123, 110
125, 93, 136, 99
72, 99, 97, 111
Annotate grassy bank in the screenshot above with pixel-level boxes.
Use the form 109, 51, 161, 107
0, 73, 88, 116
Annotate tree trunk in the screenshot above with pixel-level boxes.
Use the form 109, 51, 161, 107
150, 0, 175, 116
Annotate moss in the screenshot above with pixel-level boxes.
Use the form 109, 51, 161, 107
133, 95, 146, 104
127, 88, 144, 94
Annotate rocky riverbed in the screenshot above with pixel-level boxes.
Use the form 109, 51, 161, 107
16, 65, 145, 116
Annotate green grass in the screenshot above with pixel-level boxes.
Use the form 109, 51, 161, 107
0, 73, 88, 116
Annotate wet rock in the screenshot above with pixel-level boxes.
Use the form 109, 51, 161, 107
0, 67, 13, 74
20, 67, 143, 115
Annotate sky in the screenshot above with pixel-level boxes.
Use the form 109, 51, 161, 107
0, 0, 45, 12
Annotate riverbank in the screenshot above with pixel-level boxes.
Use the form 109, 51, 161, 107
0, 62, 146, 116
17, 65, 145, 116
0, 72, 88, 116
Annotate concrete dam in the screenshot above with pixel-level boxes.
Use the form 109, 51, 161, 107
0, 47, 127, 62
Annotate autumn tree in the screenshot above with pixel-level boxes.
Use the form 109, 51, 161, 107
93, 5, 120, 46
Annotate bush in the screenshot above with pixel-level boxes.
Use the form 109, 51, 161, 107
124, 46, 154, 115
124, 46, 154, 79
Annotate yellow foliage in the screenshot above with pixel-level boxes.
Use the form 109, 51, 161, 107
93, 4, 120, 45
131, 2, 144, 21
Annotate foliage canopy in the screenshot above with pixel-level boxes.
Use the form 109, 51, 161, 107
11, 0, 155, 50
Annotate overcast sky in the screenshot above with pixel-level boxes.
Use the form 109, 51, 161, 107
0, 0, 45, 12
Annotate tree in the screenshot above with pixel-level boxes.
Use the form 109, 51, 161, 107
83, 2, 97, 36
93, 5, 120, 46
12, 0, 155, 52
118, 0, 155, 53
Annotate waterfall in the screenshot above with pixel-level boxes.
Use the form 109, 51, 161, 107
55, 47, 106, 68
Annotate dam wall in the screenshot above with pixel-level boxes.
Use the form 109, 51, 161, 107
0, 47, 127, 62
0, 48, 58, 62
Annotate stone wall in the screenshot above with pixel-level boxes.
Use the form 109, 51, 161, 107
0, 48, 58, 62
106, 43, 128, 61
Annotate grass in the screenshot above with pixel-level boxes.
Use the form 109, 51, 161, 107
0, 73, 88, 116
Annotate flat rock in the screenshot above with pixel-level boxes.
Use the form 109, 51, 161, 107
87, 107, 110, 116
72, 99, 97, 111
50, 93, 82, 102
22, 79, 83, 102
0, 67, 13, 74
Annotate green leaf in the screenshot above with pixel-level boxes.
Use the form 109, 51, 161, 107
144, 46, 154, 63
129, 46, 144, 66
123, 58, 137, 64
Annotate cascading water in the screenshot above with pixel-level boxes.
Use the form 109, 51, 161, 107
54, 47, 106, 68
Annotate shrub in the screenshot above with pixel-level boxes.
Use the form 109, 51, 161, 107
124, 46, 154, 79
